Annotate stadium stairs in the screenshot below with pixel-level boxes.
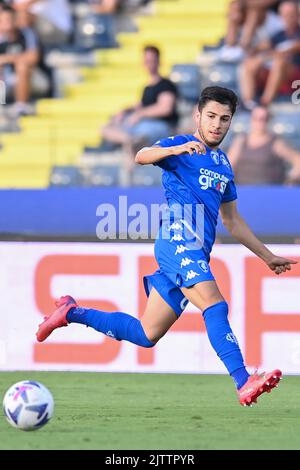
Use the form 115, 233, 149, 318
0, 0, 230, 189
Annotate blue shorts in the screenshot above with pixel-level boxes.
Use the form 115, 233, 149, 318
143, 221, 215, 316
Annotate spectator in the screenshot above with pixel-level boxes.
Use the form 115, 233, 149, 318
217, 0, 283, 62
228, 106, 300, 184
12, 0, 72, 46
227, 1, 282, 48
101, 45, 178, 166
89, 0, 120, 14
0, 4, 40, 115
90, 0, 152, 14
240, 1, 300, 108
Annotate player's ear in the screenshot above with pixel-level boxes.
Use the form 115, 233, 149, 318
194, 108, 201, 124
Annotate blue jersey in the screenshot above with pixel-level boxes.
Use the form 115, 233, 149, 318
154, 134, 237, 256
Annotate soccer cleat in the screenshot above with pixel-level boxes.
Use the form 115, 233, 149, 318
36, 295, 78, 342
238, 369, 282, 406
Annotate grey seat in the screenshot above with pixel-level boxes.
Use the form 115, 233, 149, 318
83, 165, 120, 186
131, 164, 162, 186
206, 62, 239, 93
271, 113, 300, 137
231, 111, 251, 134
75, 14, 118, 49
170, 64, 201, 103
50, 166, 82, 187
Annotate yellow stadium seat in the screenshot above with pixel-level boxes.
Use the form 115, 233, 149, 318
0, 0, 228, 188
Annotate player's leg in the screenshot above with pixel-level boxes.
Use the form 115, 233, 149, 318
181, 280, 250, 390
36, 287, 178, 346
140, 287, 178, 343
181, 280, 282, 405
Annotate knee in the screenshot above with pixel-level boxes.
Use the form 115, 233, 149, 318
142, 327, 161, 346
272, 55, 286, 68
202, 300, 229, 320
202, 297, 227, 314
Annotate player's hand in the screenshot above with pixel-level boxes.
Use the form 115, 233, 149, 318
266, 256, 298, 275
173, 141, 206, 156
126, 111, 142, 126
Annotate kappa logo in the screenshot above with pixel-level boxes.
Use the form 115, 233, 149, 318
226, 333, 239, 345
175, 245, 189, 255
180, 257, 195, 268
171, 234, 185, 242
106, 330, 115, 338
185, 270, 200, 281
154, 136, 175, 146
168, 222, 183, 231
197, 260, 209, 273
210, 151, 220, 165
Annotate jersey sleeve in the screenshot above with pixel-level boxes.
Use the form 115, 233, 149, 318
152, 137, 178, 171
222, 179, 238, 203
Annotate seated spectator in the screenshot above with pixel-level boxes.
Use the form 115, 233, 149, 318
90, 0, 120, 14
227, 1, 282, 48
0, 4, 41, 115
228, 106, 300, 184
79, 1, 147, 48
240, 1, 300, 108
217, 0, 283, 62
101, 45, 178, 167
12, 0, 72, 46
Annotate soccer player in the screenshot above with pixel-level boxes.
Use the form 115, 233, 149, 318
36, 86, 297, 406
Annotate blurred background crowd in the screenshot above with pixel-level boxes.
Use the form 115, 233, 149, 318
0, 0, 300, 189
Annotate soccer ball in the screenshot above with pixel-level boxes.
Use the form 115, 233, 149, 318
2, 380, 54, 431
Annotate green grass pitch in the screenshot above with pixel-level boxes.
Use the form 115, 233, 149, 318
0, 372, 300, 450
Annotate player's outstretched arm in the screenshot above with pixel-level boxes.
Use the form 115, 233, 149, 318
220, 200, 298, 274
135, 141, 205, 166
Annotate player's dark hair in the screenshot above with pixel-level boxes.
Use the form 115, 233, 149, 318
198, 86, 238, 116
143, 45, 160, 58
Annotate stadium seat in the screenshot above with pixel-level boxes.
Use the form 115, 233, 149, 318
170, 64, 201, 103
74, 14, 118, 50
84, 141, 122, 154
131, 164, 162, 186
271, 112, 300, 138
231, 111, 251, 134
50, 166, 83, 187
288, 135, 300, 150
0, 0, 231, 188
204, 62, 239, 93
82, 165, 120, 186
